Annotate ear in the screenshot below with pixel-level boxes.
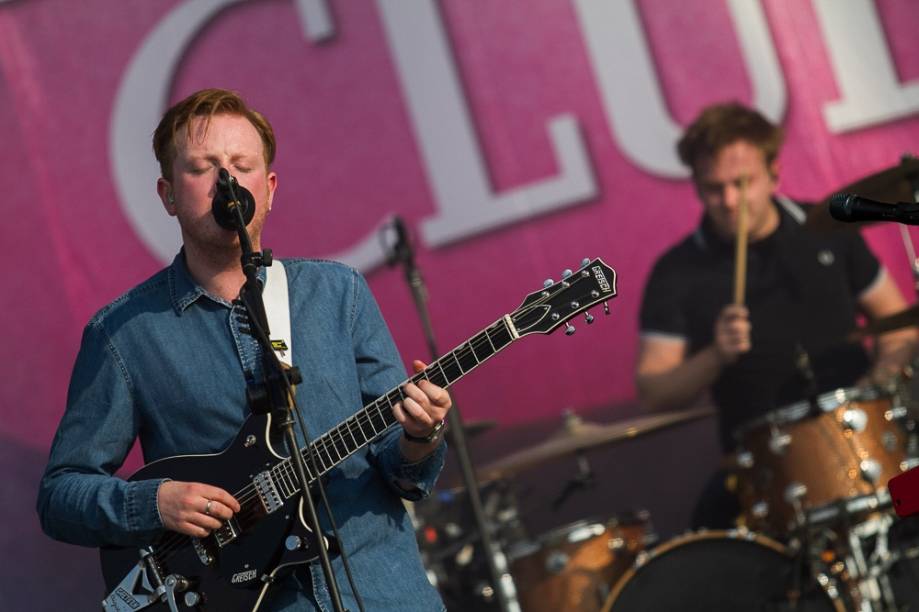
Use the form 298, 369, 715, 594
157, 178, 177, 216
768, 159, 780, 185
266, 171, 278, 212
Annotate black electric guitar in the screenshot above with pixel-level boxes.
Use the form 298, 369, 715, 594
100, 258, 617, 612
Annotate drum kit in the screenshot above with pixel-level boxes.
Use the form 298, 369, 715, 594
410, 159, 919, 611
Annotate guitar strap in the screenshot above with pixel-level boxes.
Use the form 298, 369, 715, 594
264, 261, 293, 367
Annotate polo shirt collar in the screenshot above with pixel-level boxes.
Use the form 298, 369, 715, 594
693, 195, 804, 252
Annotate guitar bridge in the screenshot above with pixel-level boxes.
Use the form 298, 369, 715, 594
254, 470, 284, 514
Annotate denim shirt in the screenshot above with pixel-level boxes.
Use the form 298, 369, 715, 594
37, 253, 446, 611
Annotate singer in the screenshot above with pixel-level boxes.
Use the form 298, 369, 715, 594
36, 89, 451, 611
633, 102, 917, 530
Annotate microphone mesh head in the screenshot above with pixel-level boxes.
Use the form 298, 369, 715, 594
828, 193, 853, 221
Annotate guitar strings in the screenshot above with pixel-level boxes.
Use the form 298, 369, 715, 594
152, 273, 594, 563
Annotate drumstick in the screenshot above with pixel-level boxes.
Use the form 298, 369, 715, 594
733, 177, 750, 306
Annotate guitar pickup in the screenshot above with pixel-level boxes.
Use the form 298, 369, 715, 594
192, 536, 216, 564
253, 470, 283, 514
213, 519, 240, 548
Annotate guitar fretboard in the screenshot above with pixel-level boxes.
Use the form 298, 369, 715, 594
269, 317, 517, 499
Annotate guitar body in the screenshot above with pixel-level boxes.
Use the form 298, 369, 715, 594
100, 413, 326, 611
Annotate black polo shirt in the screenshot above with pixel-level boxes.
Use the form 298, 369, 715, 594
639, 197, 880, 450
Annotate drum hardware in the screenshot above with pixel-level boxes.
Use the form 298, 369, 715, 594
418, 405, 712, 611
843, 408, 870, 432
802, 511, 907, 611
552, 449, 595, 510
808, 492, 891, 528
412, 479, 526, 612
769, 425, 792, 455
860, 459, 883, 485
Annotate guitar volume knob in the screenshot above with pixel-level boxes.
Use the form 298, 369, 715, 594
184, 591, 202, 607
286, 535, 303, 551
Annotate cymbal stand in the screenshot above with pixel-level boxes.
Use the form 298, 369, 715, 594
383, 217, 520, 612
843, 513, 899, 611
552, 451, 594, 510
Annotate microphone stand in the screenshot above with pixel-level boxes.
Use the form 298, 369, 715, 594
899, 155, 919, 297
386, 218, 519, 612
223, 179, 348, 612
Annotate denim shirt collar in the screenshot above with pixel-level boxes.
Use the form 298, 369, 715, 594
167, 249, 266, 314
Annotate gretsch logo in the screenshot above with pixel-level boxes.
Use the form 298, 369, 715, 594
231, 569, 258, 584
114, 588, 141, 609
592, 266, 611, 293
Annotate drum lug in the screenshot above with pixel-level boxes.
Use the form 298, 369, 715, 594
859, 458, 882, 484
841, 408, 868, 432
768, 430, 792, 455
544, 551, 569, 574
816, 573, 841, 600
736, 450, 754, 469
750, 500, 769, 520
882, 431, 898, 452
884, 406, 908, 421
608, 536, 625, 551
784, 482, 808, 504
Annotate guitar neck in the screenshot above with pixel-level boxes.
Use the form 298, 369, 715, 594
275, 315, 519, 492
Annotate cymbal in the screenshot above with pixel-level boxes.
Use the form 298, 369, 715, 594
479, 407, 714, 480
850, 304, 919, 340
806, 156, 919, 232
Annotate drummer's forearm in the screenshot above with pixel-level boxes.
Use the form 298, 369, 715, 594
636, 345, 724, 412
872, 329, 918, 381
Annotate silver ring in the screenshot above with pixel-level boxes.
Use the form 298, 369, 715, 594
204, 500, 213, 516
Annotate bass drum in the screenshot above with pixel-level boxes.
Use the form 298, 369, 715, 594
603, 530, 844, 612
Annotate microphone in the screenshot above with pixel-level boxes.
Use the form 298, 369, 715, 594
829, 193, 919, 225
385, 215, 414, 267
212, 168, 256, 230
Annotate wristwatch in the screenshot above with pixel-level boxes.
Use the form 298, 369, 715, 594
403, 419, 446, 444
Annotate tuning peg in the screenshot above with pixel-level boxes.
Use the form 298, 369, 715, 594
603, 302, 610, 315
561, 269, 573, 279
584, 313, 595, 325
581, 258, 591, 267
565, 324, 576, 336
544, 279, 554, 288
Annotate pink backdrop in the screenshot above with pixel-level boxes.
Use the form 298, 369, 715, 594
3, 0, 919, 605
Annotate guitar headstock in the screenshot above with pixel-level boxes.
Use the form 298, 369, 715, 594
510, 258, 617, 336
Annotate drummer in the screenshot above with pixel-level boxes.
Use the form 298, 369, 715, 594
634, 101, 918, 529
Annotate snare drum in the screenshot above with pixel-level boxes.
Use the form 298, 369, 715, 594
603, 530, 844, 612
732, 387, 910, 534
508, 513, 651, 612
